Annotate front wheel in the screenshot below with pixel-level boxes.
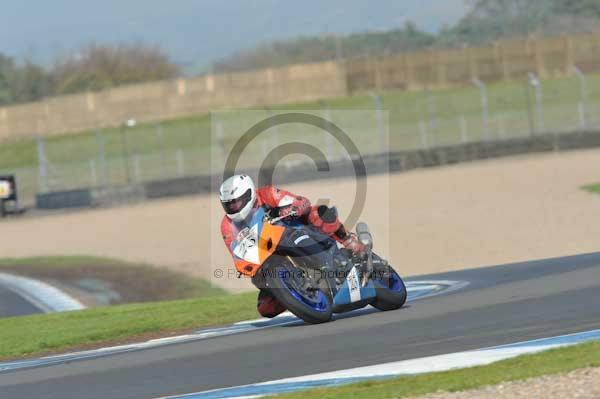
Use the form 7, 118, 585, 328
371, 264, 407, 311
262, 261, 333, 324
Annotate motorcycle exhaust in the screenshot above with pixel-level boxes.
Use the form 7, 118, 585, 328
355, 222, 374, 286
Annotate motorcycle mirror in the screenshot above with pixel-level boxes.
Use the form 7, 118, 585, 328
355, 222, 373, 250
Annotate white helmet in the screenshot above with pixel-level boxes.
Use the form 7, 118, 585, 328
219, 174, 257, 223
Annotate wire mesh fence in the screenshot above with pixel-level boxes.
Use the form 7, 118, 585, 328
3, 72, 600, 208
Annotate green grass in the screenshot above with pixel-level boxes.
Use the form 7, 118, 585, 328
0, 255, 149, 267
0, 256, 224, 303
0, 256, 256, 360
582, 183, 600, 194
0, 291, 257, 360
271, 341, 600, 399
0, 116, 211, 171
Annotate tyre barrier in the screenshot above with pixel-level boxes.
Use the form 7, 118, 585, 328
36, 189, 93, 210
143, 175, 213, 199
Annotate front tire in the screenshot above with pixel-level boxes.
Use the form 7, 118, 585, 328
371, 264, 407, 311
262, 262, 333, 324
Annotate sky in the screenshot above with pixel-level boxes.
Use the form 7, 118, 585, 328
0, 0, 467, 72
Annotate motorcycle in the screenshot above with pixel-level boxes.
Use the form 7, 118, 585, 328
231, 206, 407, 324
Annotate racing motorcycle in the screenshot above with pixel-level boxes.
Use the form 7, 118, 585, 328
232, 206, 407, 324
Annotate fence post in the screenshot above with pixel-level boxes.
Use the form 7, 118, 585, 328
270, 125, 279, 167
472, 77, 490, 140
89, 159, 97, 187
215, 118, 226, 164
95, 130, 107, 187
524, 80, 536, 137
155, 123, 168, 178
323, 105, 335, 160
419, 120, 429, 149
176, 149, 185, 177
528, 73, 544, 132
36, 137, 49, 193
369, 92, 387, 154
266, 108, 279, 166
120, 119, 136, 185
425, 89, 437, 140
459, 116, 468, 143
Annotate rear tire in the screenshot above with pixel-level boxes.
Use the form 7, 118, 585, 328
371, 264, 407, 311
262, 262, 333, 324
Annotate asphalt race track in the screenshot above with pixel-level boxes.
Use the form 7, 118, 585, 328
2, 252, 600, 399
0, 285, 42, 318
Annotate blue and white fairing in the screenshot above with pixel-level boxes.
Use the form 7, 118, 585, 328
333, 266, 376, 306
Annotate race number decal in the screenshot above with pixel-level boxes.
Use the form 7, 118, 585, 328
0, 181, 11, 200
347, 266, 361, 302
233, 224, 260, 264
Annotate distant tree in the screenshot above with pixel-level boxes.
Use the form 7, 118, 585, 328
0, 54, 16, 105
0, 44, 180, 106
214, 22, 436, 72
438, 0, 600, 46
553, 0, 600, 17
51, 44, 180, 94
0, 55, 50, 105
11, 61, 50, 103
439, 0, 554, 46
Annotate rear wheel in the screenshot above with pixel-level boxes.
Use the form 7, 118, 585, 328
371, 264, 407, 311
262, 261, 333, 324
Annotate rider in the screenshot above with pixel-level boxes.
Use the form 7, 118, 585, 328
219, 174, 365, 318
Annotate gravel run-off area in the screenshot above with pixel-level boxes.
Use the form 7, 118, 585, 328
1, 148, 600, 292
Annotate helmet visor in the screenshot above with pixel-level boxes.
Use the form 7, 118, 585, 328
222, 188, 252, 215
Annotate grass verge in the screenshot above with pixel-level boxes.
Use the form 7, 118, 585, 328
582, 183, 600, 194
0, 291, 257, 360
0, 256, 224, 304
272, 341, 600, 399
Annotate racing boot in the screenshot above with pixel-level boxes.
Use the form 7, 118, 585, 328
340, 232, 366, 259
257, 289, 286, 318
